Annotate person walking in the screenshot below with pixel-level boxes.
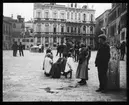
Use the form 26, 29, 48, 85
19, 42, 24, 56
12, 41, 18, 57
120, 41, 126, 60
76, 44, 89, 85
95, 34, 110, 93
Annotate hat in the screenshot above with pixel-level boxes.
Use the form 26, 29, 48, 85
98, 34, 107, 41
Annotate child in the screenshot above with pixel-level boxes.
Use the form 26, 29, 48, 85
43, 53, 53, 77
63, 52, 75, 78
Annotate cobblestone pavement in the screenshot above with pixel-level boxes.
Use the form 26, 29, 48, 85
3, 50, 127, 102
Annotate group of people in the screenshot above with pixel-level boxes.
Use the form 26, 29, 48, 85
42, 34, 124, 93
12, 41, 24, 57
42, 40, 92, 86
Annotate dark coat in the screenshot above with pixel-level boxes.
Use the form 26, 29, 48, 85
12, 43, 18, 51
95, 43, 110, 68
50, 58, 63, 78
19, 44, 23, 51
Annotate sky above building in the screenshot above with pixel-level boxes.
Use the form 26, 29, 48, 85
3, 3, 112, 21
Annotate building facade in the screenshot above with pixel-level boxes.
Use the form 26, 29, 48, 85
33, 3, 95, 49
95, 9, 111, 49
3, 16, 13, 50
107, 3, 127, 46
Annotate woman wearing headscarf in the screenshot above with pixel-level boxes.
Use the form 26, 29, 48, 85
43, 53, 53, 77
76, 44, 89, 85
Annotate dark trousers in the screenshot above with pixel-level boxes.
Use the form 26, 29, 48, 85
19, 50, 24, 56
97, 65, 108, 90
56, 50, 59, 56
59, 52, 62, 57
13, 50, 17, 56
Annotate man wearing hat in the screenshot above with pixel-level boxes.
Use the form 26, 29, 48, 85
95, 34, 110, 93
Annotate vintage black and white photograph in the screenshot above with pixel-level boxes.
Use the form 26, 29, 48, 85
3, 3, 127, 101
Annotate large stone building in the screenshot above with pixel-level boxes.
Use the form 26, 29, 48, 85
107, 3, 127, 45
95, 9, 111, 49
33, 3, 95, 49
3, 16, 13, 50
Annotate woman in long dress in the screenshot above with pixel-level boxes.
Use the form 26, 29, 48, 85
76, 44, 89, 85
43, 53, 53, 77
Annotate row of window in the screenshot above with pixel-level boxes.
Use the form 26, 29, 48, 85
37, 11, 93, 21
36, 25, 94, 33
3, 24, 11, 35
19, 39, 34, 42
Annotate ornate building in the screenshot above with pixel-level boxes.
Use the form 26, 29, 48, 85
107, 3, 127, 46
33, 3, 95, 49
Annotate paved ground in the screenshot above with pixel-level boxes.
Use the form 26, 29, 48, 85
3, 50, 127, 102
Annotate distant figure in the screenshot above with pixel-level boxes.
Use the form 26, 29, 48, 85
41, 44, 44, 53
120, 41, 126, 60
39, 45, 42, 53
56, 43, 60, 56
12, 41, 18, 57
19, 42, 24, 56
74, 42, 80, 62
43, 53, 53, 77
95, 34, 110, 93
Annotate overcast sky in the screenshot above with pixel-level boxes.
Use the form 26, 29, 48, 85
3, 3, 112, 21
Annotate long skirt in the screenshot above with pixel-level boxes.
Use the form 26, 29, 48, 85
76, 59, 88, 80
50, 63, 61, 78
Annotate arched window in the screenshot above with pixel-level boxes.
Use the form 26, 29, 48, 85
83, 14, 86, 21
61, 26, 64, 33
53, 25, 56, 33
78, 27, 80, 33
91, 14, 93, 22
71, 27, 73, 33
75, 13, 77, 20
71, 3, 73, 7
83, 26, 86, 31
71, 12, 73, 19
78, 13, 81, 20
67, 27, 69, 33
90, 26, 93, 34
45, 23, 49, 32
75, 27, 76, 33
45, 11, 49, 18
67, 12, 69, 19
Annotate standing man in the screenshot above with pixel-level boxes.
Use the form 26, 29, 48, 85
95, 34, 110, 93
19, 42, 24, 56
41, 44, 44, 53
12, 41, 18, 57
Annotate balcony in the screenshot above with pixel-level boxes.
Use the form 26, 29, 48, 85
61, 19, 66, 22
53, 19, 57, 21
45, 18, 49, 20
